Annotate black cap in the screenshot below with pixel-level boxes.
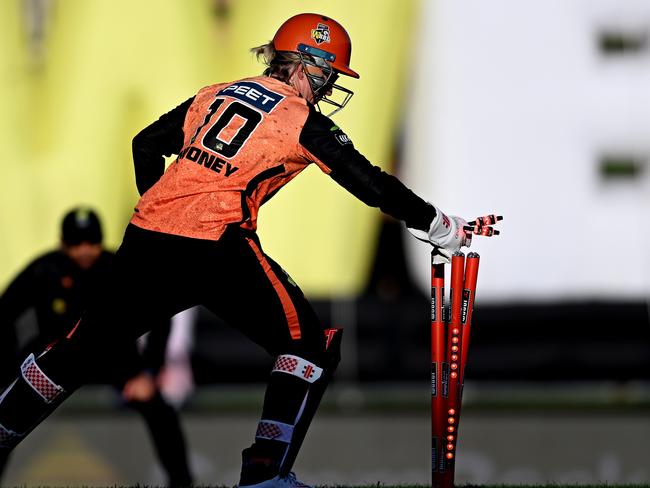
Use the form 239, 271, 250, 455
61, 207, 103, 245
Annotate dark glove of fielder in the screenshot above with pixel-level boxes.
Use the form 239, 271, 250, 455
407, 205, 472, 264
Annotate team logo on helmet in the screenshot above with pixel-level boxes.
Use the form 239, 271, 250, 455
311, 23, 331, 45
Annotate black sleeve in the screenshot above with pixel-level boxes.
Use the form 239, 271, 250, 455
0, 264, 37, 383
299, 107, 435, 231
0, 264, 37, 331
132, 97, 195, 195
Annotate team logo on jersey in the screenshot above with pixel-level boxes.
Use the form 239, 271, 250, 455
218, 82, 284, 113
335, 132, 352, 145
311, 23, 331, 44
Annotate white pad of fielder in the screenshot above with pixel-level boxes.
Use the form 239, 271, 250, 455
272, 355, 322, 383
255, 419, 294, 443
0, 422, 21, 448
20, 354, 64, 403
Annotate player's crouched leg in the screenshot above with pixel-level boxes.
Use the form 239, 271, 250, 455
0, 317, 106, 453
238, 328, 343, 488
0, 348, 75, 452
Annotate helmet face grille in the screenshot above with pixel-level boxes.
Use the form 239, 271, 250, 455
318, 83, 354, 117
298, 53, 354, 116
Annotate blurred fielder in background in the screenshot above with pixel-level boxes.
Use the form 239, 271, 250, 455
0, 12, 499, 488
0, 208, 193, 487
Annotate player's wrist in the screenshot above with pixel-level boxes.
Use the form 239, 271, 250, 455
427, 206, 453, 241
406, 204, 447, 243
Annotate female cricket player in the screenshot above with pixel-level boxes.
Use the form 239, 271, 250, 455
0, 13, 499, 488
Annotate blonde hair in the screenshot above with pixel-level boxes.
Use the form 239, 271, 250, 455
250, 41, 302, 82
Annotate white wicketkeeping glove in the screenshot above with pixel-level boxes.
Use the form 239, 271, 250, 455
407, 206, 472, 264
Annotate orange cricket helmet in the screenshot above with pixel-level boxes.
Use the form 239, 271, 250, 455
273, 13, 360, 79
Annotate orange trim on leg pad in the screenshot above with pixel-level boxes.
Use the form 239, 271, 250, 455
246, 238, 302, 340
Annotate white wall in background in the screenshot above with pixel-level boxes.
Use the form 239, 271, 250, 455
403, 0, 650, 301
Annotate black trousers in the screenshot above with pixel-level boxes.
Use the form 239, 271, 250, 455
119, 223, 325, 354
38, 223, 326, 385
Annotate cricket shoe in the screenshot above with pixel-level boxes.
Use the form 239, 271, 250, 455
238, 472, 313, 488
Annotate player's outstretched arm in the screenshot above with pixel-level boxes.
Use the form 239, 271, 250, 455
299, 107, 434, 228
132, 97, 194, 195
298, 107, 502, 262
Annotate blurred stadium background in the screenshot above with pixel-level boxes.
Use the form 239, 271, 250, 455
1, 0, 650, 485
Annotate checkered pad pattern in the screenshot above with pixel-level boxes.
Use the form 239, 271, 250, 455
20, 354, 63, 403
273, 356, 298, 373
0, 423, 19, 448
255, 420, 293, 443
272, 355, 323, 384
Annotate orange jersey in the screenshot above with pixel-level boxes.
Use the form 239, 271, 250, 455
131, 76, 329, 240
130, 76, 433, 240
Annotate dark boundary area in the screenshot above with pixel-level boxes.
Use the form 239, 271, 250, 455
191, 298, 650, 384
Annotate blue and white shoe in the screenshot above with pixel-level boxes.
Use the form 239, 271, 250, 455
239, 472, 313, 488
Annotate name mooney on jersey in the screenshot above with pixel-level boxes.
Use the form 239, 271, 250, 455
218, 82, 284, 114
178, 146, 239, 177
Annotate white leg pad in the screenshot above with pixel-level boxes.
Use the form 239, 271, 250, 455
272, 355, 322, 384
20, 354, 64, 403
